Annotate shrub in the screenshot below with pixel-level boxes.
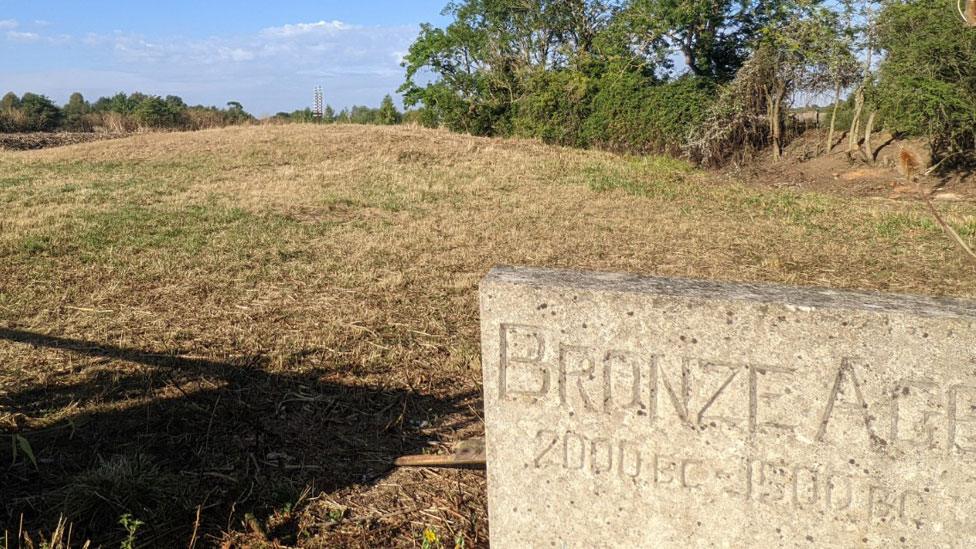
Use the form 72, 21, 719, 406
378, 95, 403, 125
184, 108, 225, 130
63, 92, 92, 131
401, 108, 432, 127
132, 97, 182, 129
512, 70, 596, 147
1, 92, 20, 111
685, 48, 777, 167
18, 93, 63, 131
0, 109, 29, 132
349, 105, 380, 125
585, 73, 716, 155
874, 0, 976, 162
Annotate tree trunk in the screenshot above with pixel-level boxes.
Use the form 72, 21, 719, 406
769, 83, 786, 161
681, 44, 702, 77
848, 4, 875, 159
862, 110, 877, 163
847, 88, 864, 157
825, 80, 842, 155
772, 101, 782, 160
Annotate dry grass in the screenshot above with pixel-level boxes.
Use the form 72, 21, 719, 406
1, 124, 975, 547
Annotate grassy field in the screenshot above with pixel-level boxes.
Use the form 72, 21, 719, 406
2, 124, 975, 547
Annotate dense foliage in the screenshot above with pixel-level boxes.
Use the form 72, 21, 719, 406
401, 0, 976, 165
398, 0, 733, 153
873, 0, 976, 160
0, 91, 254, 133
586, 74, 715, 154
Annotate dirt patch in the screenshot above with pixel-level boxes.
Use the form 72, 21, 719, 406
0, 132, 127, 151
735, 130, 976, 201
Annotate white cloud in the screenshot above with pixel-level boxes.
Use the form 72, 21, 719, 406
0, 20, 422, 114
260, 20, 352, 38
111, 35, 167, 61
6, 31, 39, 42
217, 47, 256, 62
2, 23, 71, 45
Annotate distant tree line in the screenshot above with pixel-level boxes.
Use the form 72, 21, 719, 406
271, 95, 407, 126
0, 91, 254, 133
399, 0, 976, 167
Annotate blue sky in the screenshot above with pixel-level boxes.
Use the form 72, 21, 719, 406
0, 1, 450, 115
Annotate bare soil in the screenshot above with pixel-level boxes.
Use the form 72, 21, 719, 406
0, 132, 126, 151
739, 129, 976, 201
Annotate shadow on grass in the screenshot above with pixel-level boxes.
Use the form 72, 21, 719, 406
0, 327, 478, 546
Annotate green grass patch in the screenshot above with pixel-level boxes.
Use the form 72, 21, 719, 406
0, 158, 202, 209
738, 190, 832, 230
0, 175, 31, 189
584, 157, 693, 200
874, 212, 938, 238
18, 234, 54, 256
954, 218, 976, 239
74, 205, 251, 258
6, 203, 335, 269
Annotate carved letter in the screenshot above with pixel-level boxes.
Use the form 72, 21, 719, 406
590, 438, 613, 474
868, 485, 897, 523
947, 384, 976, 455
680, 459, 707, 489
652, 355, 692, 426
696, 361, 742, 428
825, 472, 853, 512
563, 432, 586, 470
653, 454, 677, 484
890, 379, 941, 449
618, 441, 642, 479
604, 351, 643, 413
559, 345, 598, 412
499, 324, 549, 400
533, 430, 559, 469
816, 358, 884, 446
792, 466, 819, 506
750, 365, 798, 438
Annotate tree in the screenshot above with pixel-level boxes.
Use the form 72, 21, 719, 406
349, 105, 379, 124
63, 92, 91, 130
621, 0, 759, 81
399, 20, 506, 134
752, 2, 855, 160
223, 101, 252, 124
290, 108, 316, 123
164, 95, 187, 110
378, 95, 402, 125
842, 0, 880, 158
20, 93, 63, 131
822, 0, 861, 155
400, 1, 617, 136
133, 96, 181, 128
686, 0, 850, 164
872, 0, 976, 162
1, 92, 20, 111
95, 92, 139, 114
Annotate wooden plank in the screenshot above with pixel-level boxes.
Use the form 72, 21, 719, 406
394, 438, 486, 469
